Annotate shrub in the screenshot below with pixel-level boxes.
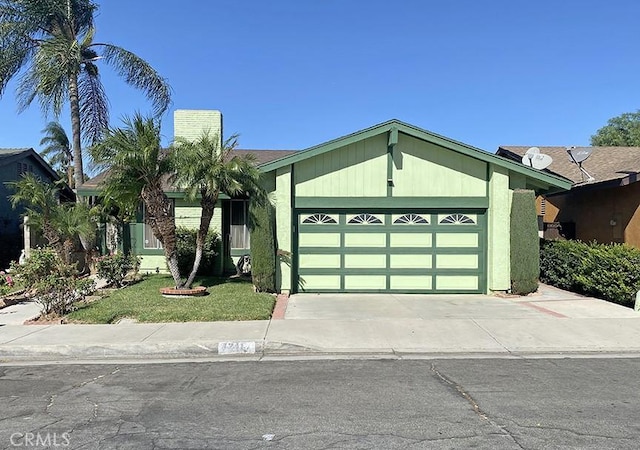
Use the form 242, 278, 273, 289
10, 248, 95, 316
175, 227, 220, 276
510, 189, 539, 295
576, 242, 640, 306
0, 271, 15, 296
540, 240, 640, 307
539, 240, 590, 290
249, 201, 276, 292
95, 252, 141, 288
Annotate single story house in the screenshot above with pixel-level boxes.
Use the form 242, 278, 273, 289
80, 110, 571, 294
0, 148, 68, 268
497, 146, 640, 247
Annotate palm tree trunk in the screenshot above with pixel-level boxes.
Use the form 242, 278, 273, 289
63, 238, 74, 265
166, 254, 182, 288
141, 184, 183, 288
185, 198, 216, 288
184, 245, 203, 289
67, 165, 74, 187
43, 223, 65, 260
68, 74, 83, 190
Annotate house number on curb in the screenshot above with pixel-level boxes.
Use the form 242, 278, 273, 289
218, 341, 256, 354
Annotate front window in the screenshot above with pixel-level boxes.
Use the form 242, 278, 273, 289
230, 200, 250, 249
143, 202, 174, 249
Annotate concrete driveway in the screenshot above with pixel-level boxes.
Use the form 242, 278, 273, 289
260, 284, 640, 356
284, 284, 639, 320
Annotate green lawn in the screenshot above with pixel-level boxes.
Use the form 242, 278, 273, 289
67, 275, 276, 324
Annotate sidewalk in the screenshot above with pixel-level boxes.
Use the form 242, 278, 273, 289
1, 285, 640, 362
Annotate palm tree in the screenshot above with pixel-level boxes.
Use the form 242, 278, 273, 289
0, 0, 171, 189
8, 173, 64, 253
55, 201, 96, 264
173, 132, 268, 288
90, 114, 182, 287
40, 121, 73, 186
6, 172, 86, 262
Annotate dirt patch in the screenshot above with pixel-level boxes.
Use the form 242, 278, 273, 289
24, 314, 66, 325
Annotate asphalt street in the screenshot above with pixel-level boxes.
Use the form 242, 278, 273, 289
1, 358, 639, 449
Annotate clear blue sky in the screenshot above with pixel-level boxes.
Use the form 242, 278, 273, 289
2, 0, 640, 162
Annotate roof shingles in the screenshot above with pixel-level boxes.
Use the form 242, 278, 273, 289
80, 148, 298, 190
498, 146, 640, 186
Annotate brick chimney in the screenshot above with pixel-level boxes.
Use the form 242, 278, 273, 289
173, 110, 223, 145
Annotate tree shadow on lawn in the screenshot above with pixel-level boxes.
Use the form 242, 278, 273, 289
195, 274, 252, 288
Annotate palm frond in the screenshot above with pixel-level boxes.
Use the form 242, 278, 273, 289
15, 32, 76, 115
78, 60, 108, 145
96, 43, 172, 116
6, 171, 60, 213
90, 113, 171, 215
39, 120, 71, 171
172, 130, 268, 207
0, 0, 95, 97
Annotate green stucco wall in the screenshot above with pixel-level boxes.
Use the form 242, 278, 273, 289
275, 167, 292, 293
487, 165, 511, 291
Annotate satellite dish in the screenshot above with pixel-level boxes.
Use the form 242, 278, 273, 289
567, 147, 592, 163
566, 146, 595, 182
531, 153, 553, 170
521, 147, 541, 166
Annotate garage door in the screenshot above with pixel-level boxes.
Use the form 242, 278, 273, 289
295, 210, 485, 293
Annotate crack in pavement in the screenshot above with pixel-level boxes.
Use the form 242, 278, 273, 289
40, 368, 120, 418
471, 318, 514, 354
76, 368, 120, 388
499, 416, 639, 442
44, 394, 56, 413
430, 362, 525, 449
254, 429, 490, 448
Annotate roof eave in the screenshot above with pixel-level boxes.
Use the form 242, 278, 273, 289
260, 120, 572, 192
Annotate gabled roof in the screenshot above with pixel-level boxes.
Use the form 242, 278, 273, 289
259, 119, 572, 193
498, 146, 640, 188
0, 148, 61, 181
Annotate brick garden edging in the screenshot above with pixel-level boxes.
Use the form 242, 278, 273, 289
271, 293, 289, 320
159, 286, 207, 297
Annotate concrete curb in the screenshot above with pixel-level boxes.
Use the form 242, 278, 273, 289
0, 341, 264, 361
4, 339, 640, 363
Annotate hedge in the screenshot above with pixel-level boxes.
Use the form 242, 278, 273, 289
510, 189, 539, 295
249, 201, 276, 293
540, 240, 640, 307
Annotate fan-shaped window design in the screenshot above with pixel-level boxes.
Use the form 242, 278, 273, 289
302, 213, 337, 224
348, 213, 383, 224
394, 214, 429, 224
439, 214, 475, 225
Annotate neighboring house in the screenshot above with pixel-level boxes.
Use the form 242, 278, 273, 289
80, 110, 571, 294
497, 146, 640, 247
0, 148, 66, 268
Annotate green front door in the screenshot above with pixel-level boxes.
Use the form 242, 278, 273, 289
295, 210, 486, 293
